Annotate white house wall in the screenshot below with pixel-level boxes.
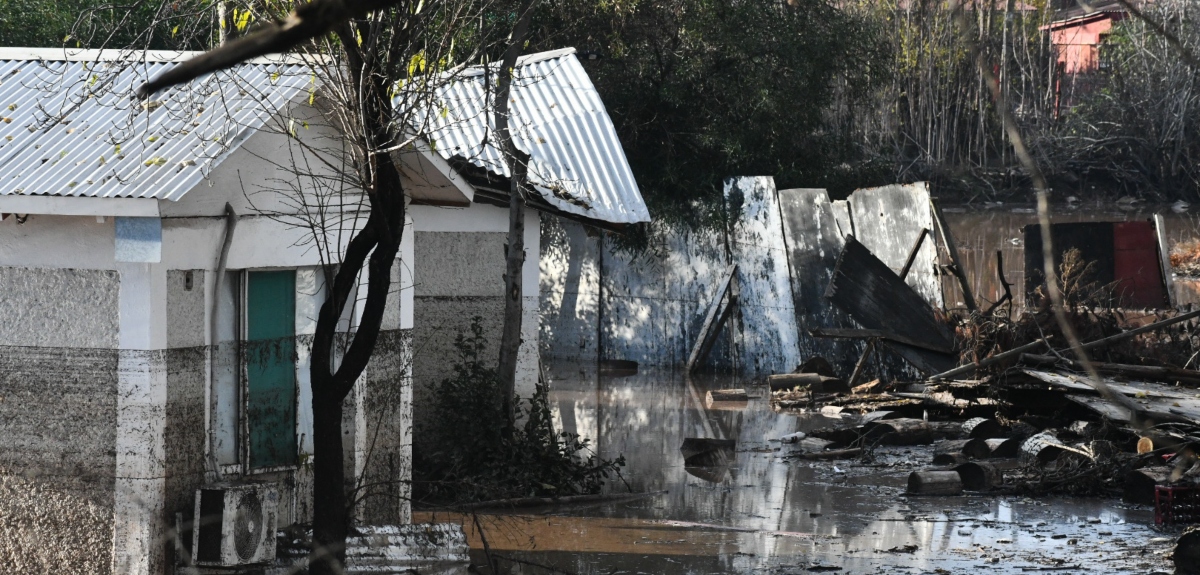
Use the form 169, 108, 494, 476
0, 150, 416, 574
408, 202, 540, 457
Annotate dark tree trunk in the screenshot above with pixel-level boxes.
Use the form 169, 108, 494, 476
494, 0, 537, 425
306, 25, 407, 575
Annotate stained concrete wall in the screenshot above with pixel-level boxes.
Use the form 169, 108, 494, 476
409, 203, 540, 458
539, 217, 601, 364
540, 177, 800, 375
0, 266, 120, 574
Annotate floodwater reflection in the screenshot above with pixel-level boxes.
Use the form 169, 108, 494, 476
413, 365, 1176, 574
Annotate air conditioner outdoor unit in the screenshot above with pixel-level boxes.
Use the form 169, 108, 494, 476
192, 483, 279, 566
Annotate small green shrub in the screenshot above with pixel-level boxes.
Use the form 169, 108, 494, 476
414, 317, 624, 504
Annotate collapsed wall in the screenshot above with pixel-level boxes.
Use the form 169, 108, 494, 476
541, 178, 946, 378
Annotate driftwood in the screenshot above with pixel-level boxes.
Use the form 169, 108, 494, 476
984, 250, 1014, 315
907, 470, 963, 495
954, 461, 1002, 490
852, 378, 888, 395
599, 359, 638, 376
930, 337, 1050, 381
706, 389, 748, 403
1020, 354, 1200, 384
768, 373, 849, 393
1021, 432, 1073, 464
1078, 308, 1200, 353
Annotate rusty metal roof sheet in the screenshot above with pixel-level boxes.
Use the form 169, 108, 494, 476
411, 48, 649, 224
0, 50, 310, 201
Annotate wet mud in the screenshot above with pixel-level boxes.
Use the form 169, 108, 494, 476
413, 366, 1183, 574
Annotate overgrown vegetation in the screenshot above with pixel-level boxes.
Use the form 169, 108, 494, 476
414, 318, 624, 504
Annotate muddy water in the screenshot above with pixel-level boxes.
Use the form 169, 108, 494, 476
942, 202, 1200, 310
414, 366, 1180, 574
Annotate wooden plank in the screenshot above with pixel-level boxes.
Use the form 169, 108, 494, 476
931, 200, 976, 311
777, 189, 862, 372
899, 228, 930, 280
825, 236, 957, 374
810, 327, 953, 354
686, 264, 737, 372
1155, 213, 1177, 307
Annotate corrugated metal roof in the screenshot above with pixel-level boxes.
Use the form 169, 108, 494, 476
0, 48, 649, 225
0, 51, 310, 201
410, 48, 650, 224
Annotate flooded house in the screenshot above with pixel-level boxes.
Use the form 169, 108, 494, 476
406, 48, 650, 456
0, 46, 648, 574
0, 49, 422, 574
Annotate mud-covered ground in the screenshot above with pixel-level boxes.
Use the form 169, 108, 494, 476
415, 366, 1186, 574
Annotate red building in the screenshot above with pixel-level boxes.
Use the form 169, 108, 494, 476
1045, 0, 1128, 74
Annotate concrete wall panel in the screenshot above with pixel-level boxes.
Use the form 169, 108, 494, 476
0, 266, 119, 349
0, 346, 118, 575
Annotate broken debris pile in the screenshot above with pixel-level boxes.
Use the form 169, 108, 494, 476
769, 310, 1200, 524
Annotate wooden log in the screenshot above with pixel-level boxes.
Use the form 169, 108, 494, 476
1021, 431, 1066, 464
954, 461, 1002, 490
852, 378, 888, 395
706, 389, 748, 403
984, 437, 1022, 458
962, 417, 1005, 439
907, 470, 963, 495
681, 438, 735, 467
768, 373, 849, 393
930, 337, 1050, 381
935, 438, 991, 460
1071, 308, 1200, 354
1123, 467, 1172, 505
1174, 527, 1200, 575
866, 418, 933, 445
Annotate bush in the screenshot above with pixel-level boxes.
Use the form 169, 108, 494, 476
413, 317, 624, 504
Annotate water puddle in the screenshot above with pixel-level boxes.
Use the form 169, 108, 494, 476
413, 366, 1179, 573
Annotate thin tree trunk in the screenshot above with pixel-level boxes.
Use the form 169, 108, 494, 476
494, 0, 537, 426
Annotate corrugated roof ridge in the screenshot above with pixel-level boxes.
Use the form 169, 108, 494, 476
0, 46, 317, 65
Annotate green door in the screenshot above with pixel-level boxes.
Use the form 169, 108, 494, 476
246, 270, 297, 469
